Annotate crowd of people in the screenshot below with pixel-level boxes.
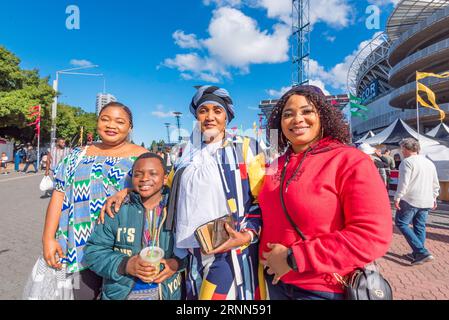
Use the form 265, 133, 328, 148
23, 84, 440, 301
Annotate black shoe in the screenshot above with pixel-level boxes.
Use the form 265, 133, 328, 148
404, 253, 414, 261
411, 253, 434, 266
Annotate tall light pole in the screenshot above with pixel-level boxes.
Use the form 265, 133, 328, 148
173, 112, 183, 143
164, 123, 171, 144
50, 65, 103, 148
292, 0, 310, 86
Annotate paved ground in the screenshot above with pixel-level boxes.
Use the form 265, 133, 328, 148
0, 168, 448, 300
0, 169, 49, 300
378, 202, 449, 300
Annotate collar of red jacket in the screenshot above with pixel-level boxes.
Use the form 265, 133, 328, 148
286, 137, 347, 158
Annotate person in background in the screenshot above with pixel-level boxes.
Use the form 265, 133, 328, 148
22, 145, 38, 174
1, 152, 10, 175
14, 145, 24, 172
394, 138, 440, 266
382, 149, 396, 189
359, 144, 388, 186
260, 85, 392, 300
165, 147, 173, 173
45, 138, 71, 178
394, 153, 402, 170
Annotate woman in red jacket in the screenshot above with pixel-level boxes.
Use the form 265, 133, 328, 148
259, 85, 392, 300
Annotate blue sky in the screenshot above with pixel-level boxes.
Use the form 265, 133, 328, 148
0, 0, 397, 145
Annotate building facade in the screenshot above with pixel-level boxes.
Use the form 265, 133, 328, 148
95, 93, 117, 115
348, 0, 449, 139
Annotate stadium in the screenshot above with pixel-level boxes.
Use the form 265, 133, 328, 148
348, 0, 449, 138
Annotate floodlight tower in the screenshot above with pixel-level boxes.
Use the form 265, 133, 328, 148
292, 0, 310, 86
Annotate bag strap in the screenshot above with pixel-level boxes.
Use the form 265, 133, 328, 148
279, 149, 312, 241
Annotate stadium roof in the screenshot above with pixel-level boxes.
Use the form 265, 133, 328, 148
387, 0, 449, 41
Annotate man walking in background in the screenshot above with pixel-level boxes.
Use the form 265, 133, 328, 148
22, 145, 38, 174
382, 148, 396, 189
394, 138, 440, 266
45, 138, 70, 178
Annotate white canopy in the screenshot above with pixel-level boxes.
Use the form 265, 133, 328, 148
355, 131, 375, 144
363, 119, 440, 148
426, 123, 449, 139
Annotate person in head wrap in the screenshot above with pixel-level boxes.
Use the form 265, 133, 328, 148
102, 85, 267, 300
170, 85, 266, 300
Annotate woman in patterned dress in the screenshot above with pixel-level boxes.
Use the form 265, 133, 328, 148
102, 86, 267, 300
41, 102, 147, 300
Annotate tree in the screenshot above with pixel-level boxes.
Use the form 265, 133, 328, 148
0, 46, 98, 146
141, 142, 146, 148
55, 104, 97, 146
0, 46, 55, 143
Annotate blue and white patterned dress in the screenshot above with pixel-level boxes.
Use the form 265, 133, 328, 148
54, 147, 136, 273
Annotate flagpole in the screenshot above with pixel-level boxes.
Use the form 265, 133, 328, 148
416, 71, 421, 143
37, 105, 41, 173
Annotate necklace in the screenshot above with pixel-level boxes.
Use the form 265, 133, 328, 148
144, 205, 162, 247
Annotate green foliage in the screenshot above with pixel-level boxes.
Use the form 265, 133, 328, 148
0, 46, 97, 144
0, 46, 55, 141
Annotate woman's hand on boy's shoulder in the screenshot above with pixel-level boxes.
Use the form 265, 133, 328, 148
152, 258, 179, 284
98, 188, 131, 224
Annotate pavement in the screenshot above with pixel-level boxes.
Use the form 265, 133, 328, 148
0, 169, 48, 300
377, 200, 449, 300
0, 168, 448, 300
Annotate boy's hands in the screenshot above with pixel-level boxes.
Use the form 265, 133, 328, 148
152, 259, 179, 284
126, 256, 179, 284
126, 255, 158, 283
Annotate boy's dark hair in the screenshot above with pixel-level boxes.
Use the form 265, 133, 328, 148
132, 152, 167, 173
99, 102, 134, 128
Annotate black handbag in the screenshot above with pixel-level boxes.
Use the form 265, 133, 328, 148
279, 149, 393, 300
333, 267, 393, 300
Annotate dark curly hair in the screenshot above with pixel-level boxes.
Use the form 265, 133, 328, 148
267, 85, 350, 152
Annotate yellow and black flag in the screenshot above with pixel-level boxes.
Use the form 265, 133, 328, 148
416, 71, 449, 122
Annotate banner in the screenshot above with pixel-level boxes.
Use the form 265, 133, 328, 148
416, 72, 449, 121
348, 94, 369, 119
416, 71, 449, 81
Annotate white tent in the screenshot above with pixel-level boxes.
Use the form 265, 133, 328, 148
421, 144, 449, 181
363, 119, 439, 148
426, 123, 449, 139
355, 131, 375, 144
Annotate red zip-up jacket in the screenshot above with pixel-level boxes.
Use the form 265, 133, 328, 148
259, 138, 392, 294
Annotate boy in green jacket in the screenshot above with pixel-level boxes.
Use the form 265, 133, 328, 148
85, 153, 185, 300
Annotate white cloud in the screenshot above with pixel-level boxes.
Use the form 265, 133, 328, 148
367, 0, 399, 7
267, 86, 292, 98
173, 30, 202, 49
325, 35, 336, 43
248, 0, 353, 28
203, 7, 290, 68
70, 59, 94, 67
203, 0, 242, 7
151, 105, 176, 118
163, 7, 289, 83
162, 53, 229, 83
164, 1, 354, 83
